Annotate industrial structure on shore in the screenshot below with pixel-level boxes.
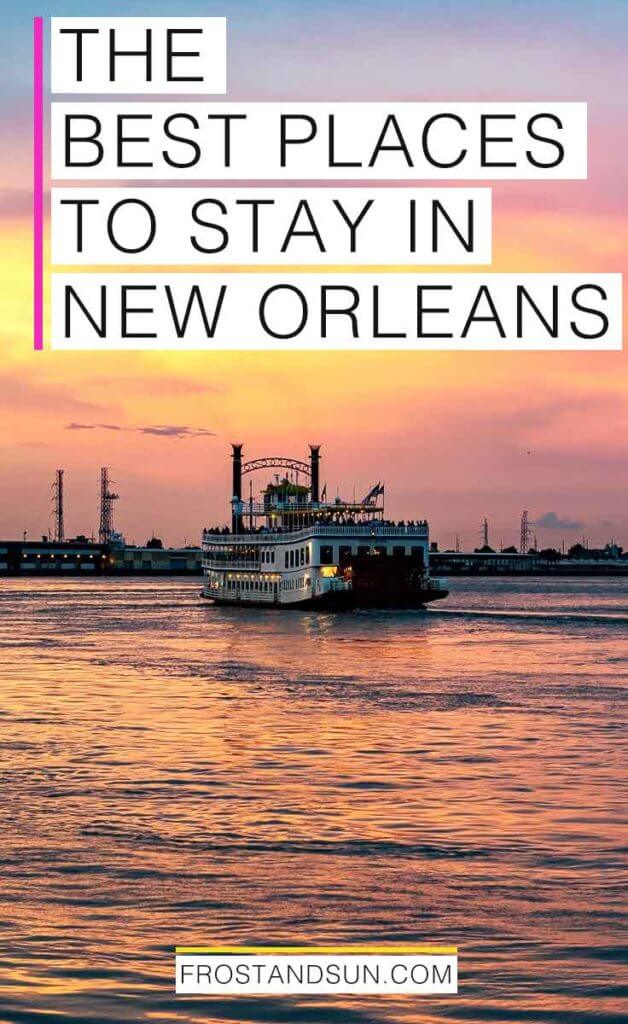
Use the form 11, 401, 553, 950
0, 539, 202, 576
0, 466, 625, 578
1, 468, 201, 576
429, 548, 628, 577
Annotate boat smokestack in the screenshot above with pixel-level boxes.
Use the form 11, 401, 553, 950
309, 445, 321, 504
231, 444, 243, 533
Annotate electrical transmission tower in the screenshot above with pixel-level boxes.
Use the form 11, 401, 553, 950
99, 467, 119, 544
520, 510, 530, 554
52, 469, 65, 542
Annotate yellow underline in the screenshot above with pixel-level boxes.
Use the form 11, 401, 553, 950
176, 945, 458, 955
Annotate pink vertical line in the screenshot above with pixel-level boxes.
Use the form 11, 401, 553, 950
33, 16, 44, 351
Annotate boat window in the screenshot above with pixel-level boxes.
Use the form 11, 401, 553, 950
339, 545, 352, 562
357, 546, 369, 557
374, 545, 387, 556
320, 545, 333, 564
306, 547, 310, 564
411, 546, 424, 566
271, 552, 275, 563
393, 546, 406, 557
290, 550, 295, 567
285, 551, 289, 567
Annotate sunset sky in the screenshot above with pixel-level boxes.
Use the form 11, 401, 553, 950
1, 0, 626, 549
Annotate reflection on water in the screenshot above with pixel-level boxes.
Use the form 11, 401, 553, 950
0, 576, 626, 1023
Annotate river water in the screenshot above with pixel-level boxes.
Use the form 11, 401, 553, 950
1, 576, 626, 1023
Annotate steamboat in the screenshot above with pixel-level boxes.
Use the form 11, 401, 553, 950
201, 445, 448, 609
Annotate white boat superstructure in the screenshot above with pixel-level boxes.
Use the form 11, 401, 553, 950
201, 445, 447, 610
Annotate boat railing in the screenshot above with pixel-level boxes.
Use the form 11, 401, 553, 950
202, 558, 261, 570
203, 523, 428, 547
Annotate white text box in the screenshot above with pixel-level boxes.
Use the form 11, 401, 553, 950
51, 103, 587, 180
51, 273, 622, 350
175, 954, 458, 995
51, 187, 492, 265
51, 18, 226, 94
